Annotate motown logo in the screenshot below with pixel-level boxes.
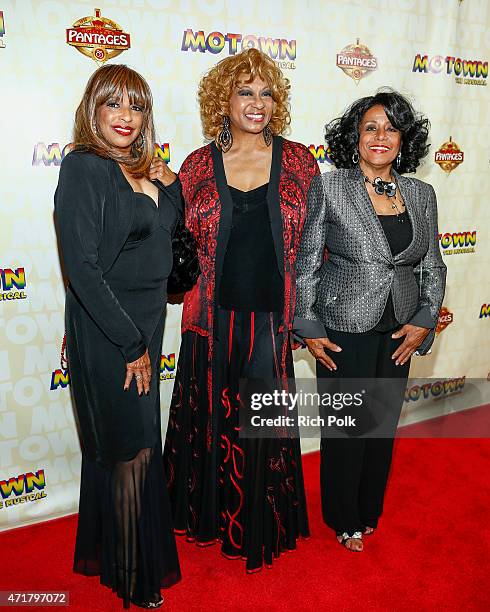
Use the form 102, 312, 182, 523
434, 137, 464, 174
32, 143, 74, 166
50, 369, 70, 390
309, 145, 334, 165
405, 377, 465, 403
438, 230, 476, 255
0, 11, 6, 48
181, 29, 296, 69
0, 470, 47, 510
160, 353, 176, 381
33, 142, 170, 166
480, 304, 490, 319
0, 267, 27, 301
336, 39, 377, 83
413, 54, 487, 86
436, 307, 453, 336
66, 8, 130, 64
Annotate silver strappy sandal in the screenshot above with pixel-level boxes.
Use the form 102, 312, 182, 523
337, 531, 363, 552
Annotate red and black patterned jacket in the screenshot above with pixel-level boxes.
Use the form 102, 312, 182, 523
180, 136, 319, 340
179, 137, 319, 441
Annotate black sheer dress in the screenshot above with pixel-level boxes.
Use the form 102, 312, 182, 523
68, 189, 181, 607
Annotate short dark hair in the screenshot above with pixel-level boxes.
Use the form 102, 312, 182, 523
325, 89, 430, 173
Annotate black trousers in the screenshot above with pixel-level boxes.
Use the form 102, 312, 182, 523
317, 327, 410, 535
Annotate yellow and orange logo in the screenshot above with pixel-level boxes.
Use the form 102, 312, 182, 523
336, 39, 377, 84
436, 306, 453, 336
66, 8, 130, 64
434, 137, 464, 174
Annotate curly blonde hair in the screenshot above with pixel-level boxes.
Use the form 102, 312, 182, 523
73, 64, 155, 177
198, 48, 291, 147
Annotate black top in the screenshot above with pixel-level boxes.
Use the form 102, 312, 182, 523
55, 152, 182, 464
105, 190, 175, 344
54, 151, 182, 362
374, 210, 413, 331
219, 183, 284, 312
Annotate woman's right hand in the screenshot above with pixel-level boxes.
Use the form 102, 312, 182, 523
149, 159, 177, 186
304, 337, 342, 371
124, 349, 151, 395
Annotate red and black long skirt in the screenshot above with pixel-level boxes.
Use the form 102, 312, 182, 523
164, 308, 309, 572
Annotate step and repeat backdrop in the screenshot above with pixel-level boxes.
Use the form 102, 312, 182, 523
1, 0, 489, 530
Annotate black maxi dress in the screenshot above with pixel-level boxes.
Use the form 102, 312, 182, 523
56, 154, 181, 608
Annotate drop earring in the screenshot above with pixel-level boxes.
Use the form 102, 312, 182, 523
263, 124, 273, 147
218, 115, 233, 152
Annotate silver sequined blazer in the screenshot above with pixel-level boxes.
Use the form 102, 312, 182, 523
294, 166, 447, 355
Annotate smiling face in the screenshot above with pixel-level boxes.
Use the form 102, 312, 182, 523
358, 104, 401, 172
227, 74, 275, 137
95, 88, 144, 154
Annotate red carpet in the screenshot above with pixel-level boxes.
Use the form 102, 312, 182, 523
1, 438, 489, 611
398, 404, 490, 437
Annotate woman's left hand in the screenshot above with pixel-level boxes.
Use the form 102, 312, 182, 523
149, 158, 177, 186
391, 324, 430, 365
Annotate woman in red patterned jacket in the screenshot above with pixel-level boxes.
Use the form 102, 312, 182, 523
163, 48, 319, 573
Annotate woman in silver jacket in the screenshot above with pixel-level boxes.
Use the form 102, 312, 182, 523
294, 89, 446, 552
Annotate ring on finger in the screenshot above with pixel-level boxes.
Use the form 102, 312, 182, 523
135, 374, 142, 381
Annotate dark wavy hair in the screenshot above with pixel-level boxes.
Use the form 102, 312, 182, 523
325, 89, 430, 173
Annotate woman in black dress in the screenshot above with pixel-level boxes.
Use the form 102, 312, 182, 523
162, 49, 318, 572
55, 64, 180, 608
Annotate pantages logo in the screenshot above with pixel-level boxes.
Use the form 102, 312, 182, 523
0, 469, 47, 509
181, 29, 296, 69
0, 267, 27, 301
434, 137, 464, 174
413, 54, 487, 87
32, 142, 170, 166
436, 306, 453, 336
336, 39, 377, 84
0, 10, 6, 48
66, 8, 130, 64
438, 230, 476, 256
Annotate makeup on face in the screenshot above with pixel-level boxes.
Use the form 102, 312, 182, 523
95, 88, 144, 153
228, 76, 275, 136
358, 104, 401, 171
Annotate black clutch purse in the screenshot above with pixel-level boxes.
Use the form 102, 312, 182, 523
167, 219, 200, 294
